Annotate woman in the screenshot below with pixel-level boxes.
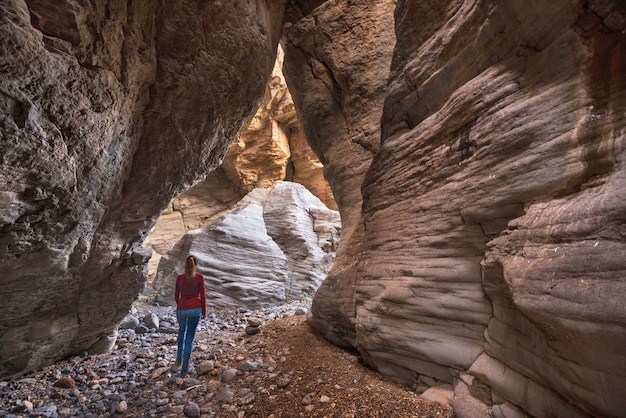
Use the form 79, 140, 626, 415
172, 255, 206, 378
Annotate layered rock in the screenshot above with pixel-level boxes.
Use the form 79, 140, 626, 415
0, 0, 285, 378
292, 1, 626, 417
154, 181, 340, 309
2, 1, 626, 417
282, 0, 397, 348
144, 46, 335, 280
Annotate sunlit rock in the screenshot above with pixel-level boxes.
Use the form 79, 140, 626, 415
154, 181, 340, 309
143, 45, 335, 282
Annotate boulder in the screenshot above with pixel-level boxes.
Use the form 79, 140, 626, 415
154, 181, 340, 309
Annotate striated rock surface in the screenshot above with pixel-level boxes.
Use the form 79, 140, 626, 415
295, 1, 626, 417
2, 0, 626, 417
154, 181, 340, 309
143, 46, 335, 281
283, 0, 396, 245
0, 0, 285, 379
282, 0, 397, 349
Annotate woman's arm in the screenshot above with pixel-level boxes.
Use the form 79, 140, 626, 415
199, 275, 207, 318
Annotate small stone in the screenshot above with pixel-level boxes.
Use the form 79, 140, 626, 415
155, 398, 169, 406
32, 404, 58, 418
221, 368, 238, 383
216, 387, 234, 401
239, 361, 258, 372
263, 355, 277, 367
143, 313, 160, 329
245, 326, 260, 335
23, 400, 34, 411
302, 394, 312, 405
119, 315, 140, 330
196, 360, 214, 376
149, 366, 170, 379
53, 376, 76, 388
247, 317, 262, 327
238, 390, 256, 406
183, 401, 201, 418
277, 374, 292, 388
116, 400, 128, 413
173, 390, 187, 400
135, 324, 149, 334
170, 405, 185, 414
181, 377, 201, 389
320, 395, 331, 403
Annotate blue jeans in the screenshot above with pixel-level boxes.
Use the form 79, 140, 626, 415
176, 308, 202, 374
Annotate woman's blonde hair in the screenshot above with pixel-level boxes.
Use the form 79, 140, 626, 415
185, 255, 196, 281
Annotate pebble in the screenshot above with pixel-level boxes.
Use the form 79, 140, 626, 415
0, 301, 311, 417
183, 401, 201, 418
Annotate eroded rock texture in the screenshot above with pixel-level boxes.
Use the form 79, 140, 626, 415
292, 1, 626, 417
153, 181, 340, 309
144, 46, 335, 281
0, 0, 285, 378
283, 0, 397, 348
2, 0, 626, 416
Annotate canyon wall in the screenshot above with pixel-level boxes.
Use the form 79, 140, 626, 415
2, 0, 626, 417
285, 1, 626, 417
0, 0, 285, 378
144, 46, 335, 282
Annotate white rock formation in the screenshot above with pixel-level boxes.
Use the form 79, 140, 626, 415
154, 181, 340, 309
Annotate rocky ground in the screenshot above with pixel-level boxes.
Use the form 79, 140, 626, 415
0, 299, 453, 417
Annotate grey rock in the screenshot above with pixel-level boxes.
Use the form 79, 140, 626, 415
277, 374, 292, 388
221, 368, 239, 383
155, 182, 340, 310
119, 316, 140, 330
245, 326, 261, 336
31, 404, 58, 418
196, 360, 214, 376
135, 325, 149, 335
239, 361, 259, 372
237, 389, 256, 406
215, 387, 234, 402
142, 313, 160, 330
181, 378, 201, 389
183, 401, 201, 418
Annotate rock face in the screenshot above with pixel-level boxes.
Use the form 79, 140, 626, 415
0, 0, 285, 378
285, 1, 626, 417
2, 0, 626, 417
143, 46, 335, 281
154, 181, 340, 309
282, 0, 397, 351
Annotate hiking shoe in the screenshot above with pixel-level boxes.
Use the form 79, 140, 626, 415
170, 360, 182, 372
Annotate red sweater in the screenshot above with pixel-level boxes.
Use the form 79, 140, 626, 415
175, 273, 206, 317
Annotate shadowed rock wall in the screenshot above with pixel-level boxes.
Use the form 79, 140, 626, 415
284, 0, 626, 417
0, 0, 285, 378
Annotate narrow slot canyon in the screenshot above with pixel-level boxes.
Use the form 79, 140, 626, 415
1, 1, 625, 417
